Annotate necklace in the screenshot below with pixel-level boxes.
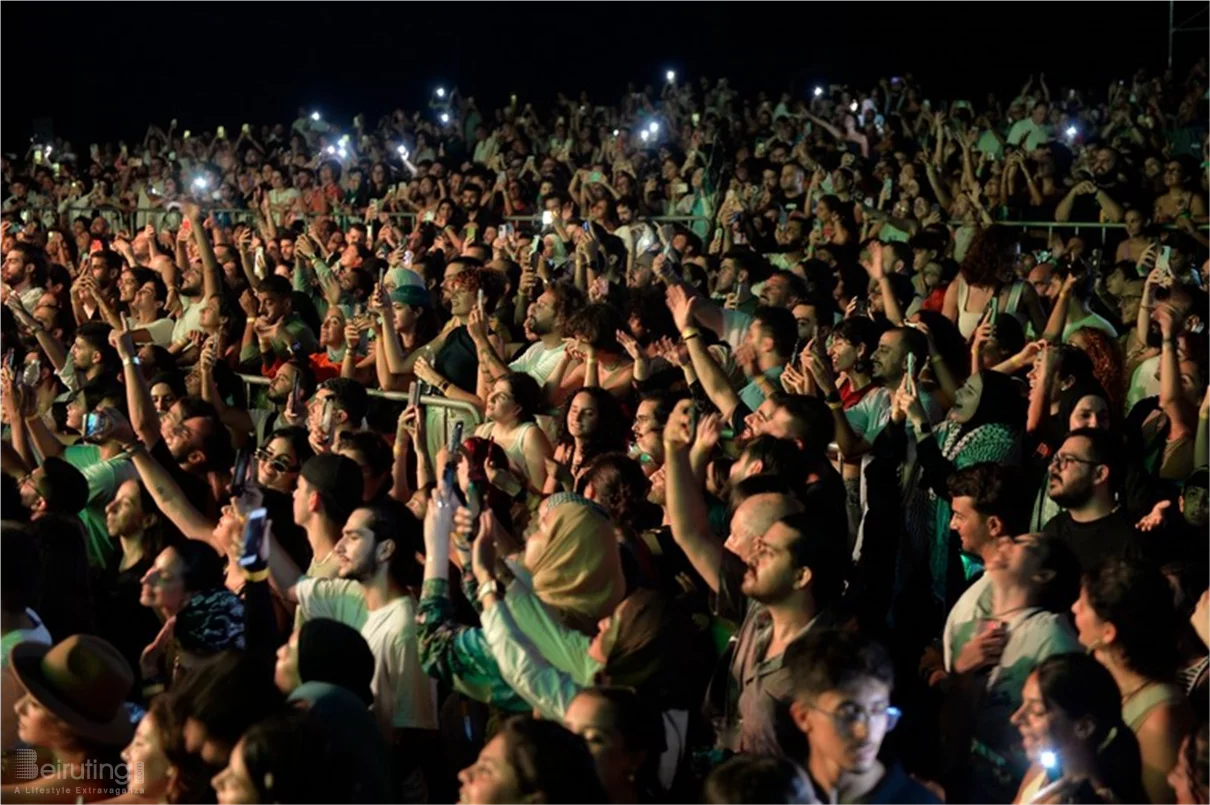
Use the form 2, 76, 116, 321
1120, 679, 1154, 705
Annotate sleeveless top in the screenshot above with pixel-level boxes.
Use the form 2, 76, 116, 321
956, 276, 1026, 340
1123, 681, 1184, 733
476, 421, 538, 485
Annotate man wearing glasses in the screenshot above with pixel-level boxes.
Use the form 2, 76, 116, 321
1041, 428, 1145, 571
785, 630, 939, 804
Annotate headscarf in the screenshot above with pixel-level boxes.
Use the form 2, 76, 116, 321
175, 588, 245, 654
528, 493, 625, 634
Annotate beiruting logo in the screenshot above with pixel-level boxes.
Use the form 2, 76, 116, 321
7, 749, 144, 788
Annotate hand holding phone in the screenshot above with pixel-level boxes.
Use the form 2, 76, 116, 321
239, 507, 270, 568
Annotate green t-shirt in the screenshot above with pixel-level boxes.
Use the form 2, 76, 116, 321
61, 444, 137, 570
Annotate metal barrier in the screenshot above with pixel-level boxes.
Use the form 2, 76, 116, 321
236, 372, 483, 434
23, 205, 712, 237
969, 220, 1209, 245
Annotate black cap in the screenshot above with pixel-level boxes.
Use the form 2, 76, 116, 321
299, 453, 364, 525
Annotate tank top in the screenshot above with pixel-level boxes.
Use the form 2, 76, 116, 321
1122, 681, 1184, 733
476, 421, 538, 485
956, 277, 1027, 340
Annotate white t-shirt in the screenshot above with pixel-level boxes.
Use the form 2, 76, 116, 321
1126, 354, 1161, 413
1006, 119, 1052, 152
171, 295, 205, 346
294, 579, 438, 735
137, 317, 176, 347
508, 341, 567, 385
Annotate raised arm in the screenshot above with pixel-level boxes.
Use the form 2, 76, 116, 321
668, 286, 740, 420
1156, 306, 1196, 440
184, 202, 221, 301
662, 401, 722, 594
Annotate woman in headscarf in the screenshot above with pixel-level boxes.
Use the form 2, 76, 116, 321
477, 585, 706, 799
417, 493, 626, 712
896, 369, 1026, 612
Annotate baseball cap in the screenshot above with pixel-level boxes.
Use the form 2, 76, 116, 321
300, 454, 364, 525
1180, 467, 1210, 493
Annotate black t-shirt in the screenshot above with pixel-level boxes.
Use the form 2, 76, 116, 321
93, 554, 162, 694
434, 326, 480, 394
1042, 508, 1144, 570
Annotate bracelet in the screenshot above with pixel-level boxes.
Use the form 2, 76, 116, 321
243, 567, 270, 583
826, 401, 844, 411
681, 326, 700, 340
122, 356, 142, 367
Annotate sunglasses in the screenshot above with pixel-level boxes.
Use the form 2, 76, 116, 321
254, 448, 299, 474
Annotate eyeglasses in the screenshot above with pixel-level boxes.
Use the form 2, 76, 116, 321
806, 702, 902, 733
1050, 453, 1096, 471
255, 448, 299, 474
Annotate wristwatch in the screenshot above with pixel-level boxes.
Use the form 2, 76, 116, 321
122, 356, 142, 368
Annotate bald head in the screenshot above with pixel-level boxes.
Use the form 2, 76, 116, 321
725, 492, 804, 562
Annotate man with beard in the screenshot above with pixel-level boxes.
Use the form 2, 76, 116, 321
470, 281, 581, 387
251, 357, 317, 447
239, 274, 318, 363
459, 182, 498, 244
172, 202, 222, 346
1, 242, 47, 312
291, 498, 438, 798
1056, 146, 1128, 223
1041, 427, 1143, 570
664, 402, 846, 756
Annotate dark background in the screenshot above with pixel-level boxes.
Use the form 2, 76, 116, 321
2, 2, 1205, 152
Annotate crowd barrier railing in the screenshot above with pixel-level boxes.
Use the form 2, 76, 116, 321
21, 205, 713, 237
236, 372, 483, 439
964, 219, 1209, 245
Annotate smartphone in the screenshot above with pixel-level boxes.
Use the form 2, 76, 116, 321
582, 220, 592, 235
442, 421, 465, 491
499, 223, 512, 239
216, 126, 227, 140
476, 289, 485, 311
241, 123, 251, 135
377, 265, 386, 287
290, 367, 303, 411
84, 412, 107, 440
22, 357, 40, 388
89, 239, 103, 254
1156, 246, 1173, 277
778, 209, 789, 229
542, 210, 554, 227
403, 249, 414, 267
129, 157, 143, 168
180, 217, 193, 236
736, 279, 750, 300
320, 398, 334, 437
408, 381, 422, 409
422, 210, 436, 223
239, 507, 269, 568
882, 177, 893, 195
230, 447, 252, 498
673, 182, 689, 195
983, 295, 1000, 326
589, 171, 604, 184
906, 352, 917, 379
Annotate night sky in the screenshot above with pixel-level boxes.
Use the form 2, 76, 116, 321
2, 2, 1202, 152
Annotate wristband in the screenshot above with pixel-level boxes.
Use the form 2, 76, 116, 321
243, 567, 270, 583
476, 578, 503, 603
824, 390, 841, 405
122, 356, 142, 368
681, 326, 700, 340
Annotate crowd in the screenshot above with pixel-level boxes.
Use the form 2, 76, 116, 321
0, 59, 1208, 805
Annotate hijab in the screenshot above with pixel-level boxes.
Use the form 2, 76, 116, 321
528, 493, 626, 634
